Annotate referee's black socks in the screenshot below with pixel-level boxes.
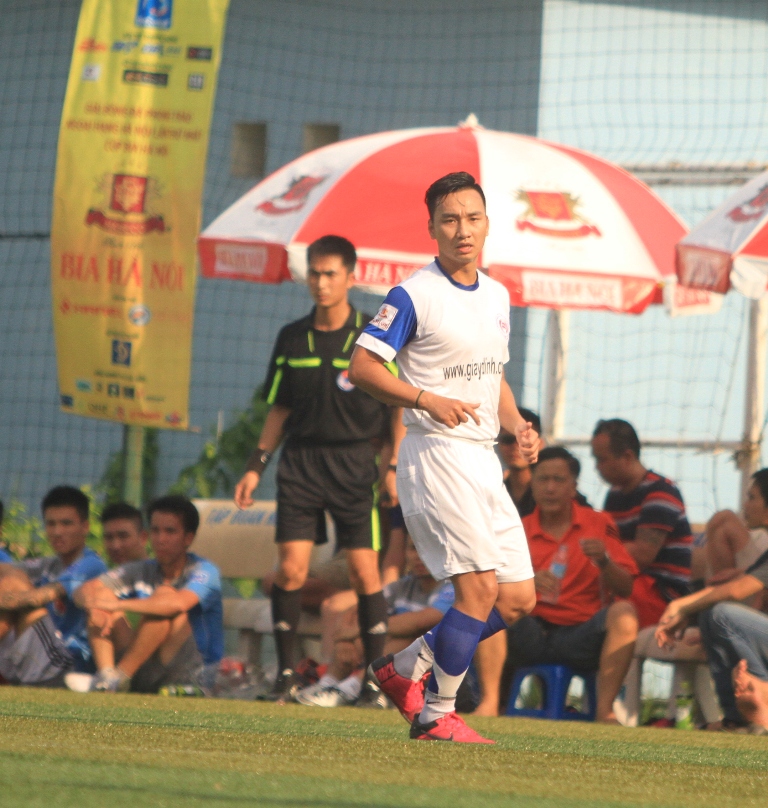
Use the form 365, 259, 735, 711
357, 590, 388, 668
271, 584, 303, 672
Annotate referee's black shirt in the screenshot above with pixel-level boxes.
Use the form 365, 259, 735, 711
261, 307, 390, 446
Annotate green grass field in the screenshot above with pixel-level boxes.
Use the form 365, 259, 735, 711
0, 687, 766, 808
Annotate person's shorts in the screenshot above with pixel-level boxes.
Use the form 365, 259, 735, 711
507, 609, 609, 672
276, 442, 380, 551
396, 432, 533, 583
736, 527, 768, 570
129, 634, 203, 694
0, 613, 72, 686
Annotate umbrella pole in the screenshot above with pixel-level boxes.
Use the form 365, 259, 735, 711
740, 297, 768, 501
123, 424, 145, 507
543, 309, 569, 444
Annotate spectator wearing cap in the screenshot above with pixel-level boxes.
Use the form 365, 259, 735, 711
592, 419, 693, 628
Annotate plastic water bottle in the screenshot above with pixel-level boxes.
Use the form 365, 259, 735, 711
159, 684, 206, 697
675, 681, 694, 729
540, 543, 568, 603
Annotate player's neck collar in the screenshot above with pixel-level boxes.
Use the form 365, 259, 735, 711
434, 258, 480, 291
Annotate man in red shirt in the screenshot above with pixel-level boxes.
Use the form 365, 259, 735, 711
510, 446, 639, 723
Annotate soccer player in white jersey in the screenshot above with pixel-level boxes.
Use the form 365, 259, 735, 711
349, 171, 539, 744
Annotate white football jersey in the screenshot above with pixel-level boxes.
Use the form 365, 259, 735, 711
357, 261, 511, 442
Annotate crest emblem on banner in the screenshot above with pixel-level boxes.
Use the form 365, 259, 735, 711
256, 175, 327, 215
728, 184, 768, 223
516, 190, 601, 239
86, 174, 166, 235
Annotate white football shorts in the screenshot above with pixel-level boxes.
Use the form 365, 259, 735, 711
396, 431, 533, 583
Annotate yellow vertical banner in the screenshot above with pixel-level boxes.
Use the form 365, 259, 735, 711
51, 0, 229, 430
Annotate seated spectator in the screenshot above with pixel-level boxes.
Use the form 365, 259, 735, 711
475, 447, 639, 721
72, 495, 223, 693
656, 547, 768, 733
701, 469, 768, 592
592, 419, 693, 628
295, 535, 454, 708
101, 502, 148, 566
4, 486, 107, 672
0, 499, 12, 562
0, 563, 73, 686
500, 407, 544, 519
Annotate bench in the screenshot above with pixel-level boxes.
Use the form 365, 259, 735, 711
191, 499, 333, 668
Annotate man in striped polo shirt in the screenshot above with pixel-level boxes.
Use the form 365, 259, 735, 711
591, 419, 692, 628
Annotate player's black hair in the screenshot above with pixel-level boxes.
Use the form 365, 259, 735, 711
534, 446, 581, 479
593, 418, 641, 459
147, 494, 199, 535
306, 234, 357, 274
751, 468, 768, 506
518, 407, 542, 436
101, 502, 144, 531
41, 485, 90, 521
425, 172, 486, 220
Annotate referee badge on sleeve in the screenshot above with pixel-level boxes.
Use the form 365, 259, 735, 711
337, 370, 355, 391
371, 303, 398, 331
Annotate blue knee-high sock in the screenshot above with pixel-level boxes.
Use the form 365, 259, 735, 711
423, 606, 507, 653
424, 608, 485, 712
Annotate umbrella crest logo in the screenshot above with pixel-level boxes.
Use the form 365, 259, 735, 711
728, 184, 768, 223
516, 190, 601, 239
256, 175, 328, 215
86, 174, 166, 235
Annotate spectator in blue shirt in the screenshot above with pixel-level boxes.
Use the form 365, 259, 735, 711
73, 495, 223, 694
0, 498, 12, 562
0, 486, 107, 673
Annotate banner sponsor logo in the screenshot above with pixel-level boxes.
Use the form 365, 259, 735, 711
82, 65, 101, 82
187, 73, 204, 90
516, 190, 601, 239
135, 0, 173, 30
128, 304, 151, 326
86, 173, 166, 235
123, 69, 169, 86
256, 175, 327, 215
187, 46, 212, 60
79, 38, 106, 52
214, 243, 268, 278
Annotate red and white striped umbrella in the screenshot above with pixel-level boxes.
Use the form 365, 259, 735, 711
677, 169, 768, 299
199, 121, 689, 314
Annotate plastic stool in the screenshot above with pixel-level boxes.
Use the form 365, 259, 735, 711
505, 664, 597, 721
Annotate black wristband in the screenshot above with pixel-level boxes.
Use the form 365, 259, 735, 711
245, 448, 272, 474
414, 389, 424, 408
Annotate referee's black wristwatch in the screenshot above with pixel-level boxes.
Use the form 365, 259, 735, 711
245, 448, 272, 475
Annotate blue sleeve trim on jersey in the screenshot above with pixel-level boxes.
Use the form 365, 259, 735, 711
360, 286, 418, 354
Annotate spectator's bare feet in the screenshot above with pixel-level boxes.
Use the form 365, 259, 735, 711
472, 699, 499, 717
733, 659, 768, 729
597, 713, 621, 725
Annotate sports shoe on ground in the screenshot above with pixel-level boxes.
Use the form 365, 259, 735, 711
409, 711, 495, 744
367, 654, 428, 723
296, 681, 356, 708
257, 668, 305, 702
64, 672, 94, 693
355, 677, 390, 710
89, 667, 130, 693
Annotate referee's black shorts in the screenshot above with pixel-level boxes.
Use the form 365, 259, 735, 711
275, 442, 381, 551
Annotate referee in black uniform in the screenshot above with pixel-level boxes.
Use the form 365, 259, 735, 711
235, 235, 399, 705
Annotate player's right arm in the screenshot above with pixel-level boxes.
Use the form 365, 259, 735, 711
234, 404, 291, 509
349, 346, 479, 428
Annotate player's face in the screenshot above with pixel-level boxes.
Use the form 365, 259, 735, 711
428, 189, 489, 269
591, 433, 628, 487
307, 254, 354, 310
743, 483, 768, 529
102, 518, 147, 565
149, 511, 194, 565
43, 506, 89, 561
530, 459, 577, 513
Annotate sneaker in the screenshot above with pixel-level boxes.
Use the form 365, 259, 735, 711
257, 668, 305, 702
64, 672, 94, 693
368, 654, 428, 723
89, 667, 130, 693
296, 681, 355, 708
355, 678, 390, 710
410, 711, 495, 744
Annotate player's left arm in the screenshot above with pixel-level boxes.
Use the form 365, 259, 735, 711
92, 585, 199, 617
0, 581, 65, 611
498, 380, 540, 463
